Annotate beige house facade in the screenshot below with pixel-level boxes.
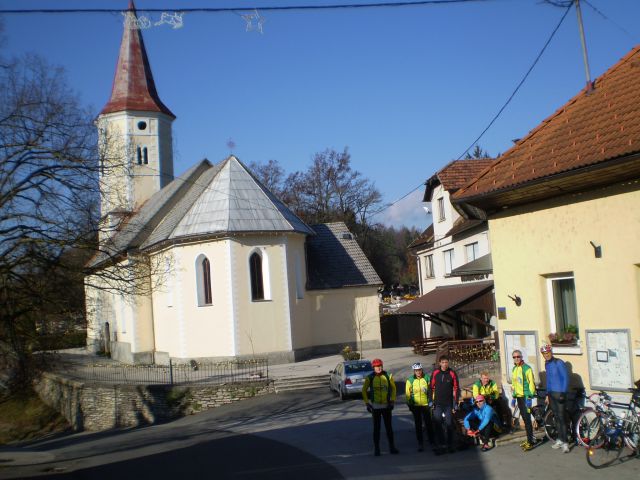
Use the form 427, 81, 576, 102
455, 46, 640, 395
85, 5, 382, 365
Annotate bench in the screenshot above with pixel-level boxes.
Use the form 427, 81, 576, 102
411, 336, 448, 355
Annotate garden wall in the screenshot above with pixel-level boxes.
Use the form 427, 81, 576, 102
34, 372, 274, 431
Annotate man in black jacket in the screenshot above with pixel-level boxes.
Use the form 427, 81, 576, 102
429, 356, 460, 454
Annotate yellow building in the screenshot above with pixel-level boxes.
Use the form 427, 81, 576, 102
455, 46, 640, 396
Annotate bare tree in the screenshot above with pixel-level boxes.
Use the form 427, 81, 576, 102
351, 301, 377, 360
0, 54, 161, 393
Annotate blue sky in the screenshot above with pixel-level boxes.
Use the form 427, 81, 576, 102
2, 0, 639, 230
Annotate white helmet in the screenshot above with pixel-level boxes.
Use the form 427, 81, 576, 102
412, 362, 423, 370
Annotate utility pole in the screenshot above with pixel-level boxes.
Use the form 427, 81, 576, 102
574, 0, 593, 90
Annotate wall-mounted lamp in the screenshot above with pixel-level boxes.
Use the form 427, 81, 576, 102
589, 241, 602, 258
508, 294, 522, 307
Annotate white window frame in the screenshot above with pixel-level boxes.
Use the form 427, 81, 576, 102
443, 249, 454, 275
546, 274, 579, 335
424, 254, 435, 278
437, 197, 446, 222
465, 242, 479, 263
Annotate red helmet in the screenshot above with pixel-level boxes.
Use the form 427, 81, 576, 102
371, 358, 383, 367
540, 344, 553, 354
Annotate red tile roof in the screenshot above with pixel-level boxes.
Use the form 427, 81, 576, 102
424, 158, 494, 201
100, 1, 175, 118
455, 45, 640, 202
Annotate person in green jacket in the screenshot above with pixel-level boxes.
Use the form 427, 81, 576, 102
362, 358, 399, 456
511, 350, 537, 450
406, 362, 435, 451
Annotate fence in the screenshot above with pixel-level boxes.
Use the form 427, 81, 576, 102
60, 359, 269, 386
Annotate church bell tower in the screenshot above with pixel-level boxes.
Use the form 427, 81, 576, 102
97, 0, 175, 224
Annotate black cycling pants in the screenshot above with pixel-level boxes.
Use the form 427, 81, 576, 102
467, 417, 499, 444
549, 392, 568, 443
410, 405, 435, 446
516, 396, 534, 443
433, 404, 454, 447
372, 408, 395, 449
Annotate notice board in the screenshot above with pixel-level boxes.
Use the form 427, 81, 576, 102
503, 331, 539, 384
586, 329, 634, 392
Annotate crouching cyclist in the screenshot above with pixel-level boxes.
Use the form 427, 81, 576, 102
464, 394, 502, 451
362, 358, 399, 456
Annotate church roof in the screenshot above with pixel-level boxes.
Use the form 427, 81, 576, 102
89, 156, 314, 268
306, 223, 382, 289
100, 1, 175, 118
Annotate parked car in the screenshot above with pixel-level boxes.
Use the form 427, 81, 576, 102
329, 360, 373, 400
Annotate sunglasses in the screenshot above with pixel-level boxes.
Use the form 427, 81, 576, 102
512, 356, 522, 359
477, 400, 485, 403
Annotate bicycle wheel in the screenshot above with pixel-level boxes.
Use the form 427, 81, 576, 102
623, 420, 639, 452
575, 408, 599, 448
586, 433, 625, 469
544, 408, 557, 442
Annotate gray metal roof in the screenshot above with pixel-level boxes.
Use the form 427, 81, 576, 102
306, 223, 382, 289
89, 156, 314, 267
450, 253, 492, 277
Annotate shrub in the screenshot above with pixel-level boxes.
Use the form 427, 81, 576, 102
340, 345, 361, 360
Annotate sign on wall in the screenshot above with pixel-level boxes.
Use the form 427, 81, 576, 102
503, 331, 539, 384
586, 329, 634, 392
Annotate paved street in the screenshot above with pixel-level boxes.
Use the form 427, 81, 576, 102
1, 387, 639, 480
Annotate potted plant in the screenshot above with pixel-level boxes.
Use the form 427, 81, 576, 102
548, 326, 578, 346
340, 345, 361, 360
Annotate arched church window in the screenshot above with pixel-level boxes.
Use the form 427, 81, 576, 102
249, 252, 264, 301
196, 254, 212, 306
143, 147, 148, 165
136, 146, 142, 165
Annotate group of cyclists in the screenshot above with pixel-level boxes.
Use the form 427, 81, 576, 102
361, 344, 575, 456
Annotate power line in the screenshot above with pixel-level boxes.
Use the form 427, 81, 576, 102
370, 2, 573, 220
456, 2, 572, 159
0, 0, 494, 15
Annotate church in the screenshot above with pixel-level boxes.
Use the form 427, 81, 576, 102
85, 3, 383, 365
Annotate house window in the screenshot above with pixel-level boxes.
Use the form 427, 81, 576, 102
424, 255, 435, 278
250, 252, 265, 301
443, 249, 454, 275
437, 197, 446, 222
465, 242, 479, 262
196, 254, 212, 306
546, 275, 579, 335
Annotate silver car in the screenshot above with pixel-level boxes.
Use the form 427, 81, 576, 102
329, 360, 373, 400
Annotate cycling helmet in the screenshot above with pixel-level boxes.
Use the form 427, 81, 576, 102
412, 362, 423, 370
372, 358, 383, 367
540, 344, 553, 354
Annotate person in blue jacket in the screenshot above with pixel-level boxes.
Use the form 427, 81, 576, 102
463, 395, 502, 451
541, 344, 570, 453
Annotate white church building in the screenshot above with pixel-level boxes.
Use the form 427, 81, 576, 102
85, 3, 382, 364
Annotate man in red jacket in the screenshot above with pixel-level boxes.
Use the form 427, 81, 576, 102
430, 356, 460, 454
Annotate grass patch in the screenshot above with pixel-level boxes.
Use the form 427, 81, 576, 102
0, 388, 70, 445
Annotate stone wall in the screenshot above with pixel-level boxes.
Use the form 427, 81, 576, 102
34, 372, 274, 431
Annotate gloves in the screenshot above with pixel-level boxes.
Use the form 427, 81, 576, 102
366, 403, 373, 414
388, 402, 394, 411
525, 398, 532, 410
467, 429, 478, 437
428, 402, 433, 408
558, 393, 566, 403
510, 398, 516, 408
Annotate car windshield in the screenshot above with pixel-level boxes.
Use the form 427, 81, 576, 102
345, 362, 372, 374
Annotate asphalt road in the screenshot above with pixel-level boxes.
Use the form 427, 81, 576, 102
1, 388, 639, 479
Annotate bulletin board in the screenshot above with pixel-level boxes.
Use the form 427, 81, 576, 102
503, 331, 539, 384
586, 329, 634, 392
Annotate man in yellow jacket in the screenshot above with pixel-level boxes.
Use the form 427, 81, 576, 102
406, 362, 434, 451
362, 358, 399, 456
511, 349, 537, 450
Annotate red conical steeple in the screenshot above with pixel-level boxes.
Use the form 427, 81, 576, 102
100, 1, 175, 117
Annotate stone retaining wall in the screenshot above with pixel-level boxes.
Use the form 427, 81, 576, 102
34, 372, 274, 431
